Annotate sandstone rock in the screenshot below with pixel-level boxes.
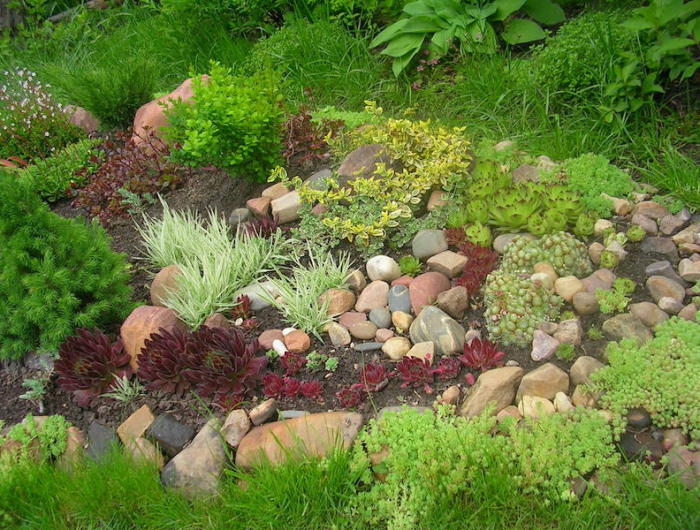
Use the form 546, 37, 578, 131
382, 337, 412, 361
337, 145, 399, 189
553, 392, 575, 413
602, 313, 653, 346
582, 269, 616, 293
459, 367, 525, 418
573, 291, 600, 315
530, 330, 559, 362
64, 105, 99, 133
554, 319, 583, 346
58, 426, 85, 472
631, 213, 657, 235
496, 405, 522, 423
646, 275, 686, 303
594, 219, 614, 237
633, 201, 670, 219
126, 437, 164, 470
518, 396, 555, 418
388, 284, 411, 314
327, 322, 351, 347
606, 196, 633, 216
533, 262, 558, 283
117, 405, 155, 444
121, 306, 189, 370
409, 306, 465, 356
391, 311, 414, 332
605, 240, 628, 262
148, 413, 195, 457
350, 321, 378, 340
512, 164, 539, 182
284, 330, 311, 354
436, 286, 469, 320
679, 258, 700, 282
339, 311, 367, 329
678, 303, 698, 322
237, 281, 278, 311
427, 250, 468, 278
554, 276, 584, 303
405, 341, 434, 363
658, 296, 684, 314
588, 242, 604, 265
659, 209, 690, 235
304, 168, 332, 191
494, 140, 515, 151
493, 233, 535, 254
249, 399, 278, 426
672, 224, 699, 245
662, 428, 689, 452
235, 412, 363, 470
569, 356, 604, 386
571, 385, 598, 408
261, 182, 290, 200
666, 447, 700, 489
391, 275, 413, 287
366, 255, 401, 282
222, 409, 251, 449
270, 191, 302, 224
259, 329, 284, 350
345, 270, 366, 292
412, 229, 448, 261
162, 419, 227, 498
441, 385, 461, 405
409, 271, 450, 314
516, 363, 569, 401
229, 208, 251, 228
539, 321, 558, 335
246, 196, 271, 217
427, 190, 447, 211
355, 281, 390, 312
204, 313, 229, 329
530, 272, 554, 290
375, 328, 395, 343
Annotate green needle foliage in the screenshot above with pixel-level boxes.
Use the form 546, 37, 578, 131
0, 171, 134, 360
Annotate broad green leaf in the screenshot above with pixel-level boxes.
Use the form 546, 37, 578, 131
382, 33, 425, 58
621, 18, 655, 31
492, 0, 526, 21
434, 0, 461, 19
642, 73, 664, 93
370, 18, 409, 48
679, 0, 700, 19
478, 4, 498, 20
431, 27, 456, 54
659, 37, 695, 52
501, 19, 546, 44
401, 15, 444, 33
523, 0, 565, 25
404, 0, 435, 16
392, 47, 422, 76
681, 61, 700, 80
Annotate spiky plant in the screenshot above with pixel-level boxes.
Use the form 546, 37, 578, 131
137, 327, 193, 396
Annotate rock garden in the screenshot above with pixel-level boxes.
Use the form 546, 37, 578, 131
1, 1, 700, 529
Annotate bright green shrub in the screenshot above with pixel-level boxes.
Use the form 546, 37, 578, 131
561, 153, 635, 217
0, 171, 134, 360
164, 64, 283, 182
530, 9, 634, 95
351, 406, 618, 529
4, 415, 70, 463
591, 317, 700, 439
21, 138, 101, 202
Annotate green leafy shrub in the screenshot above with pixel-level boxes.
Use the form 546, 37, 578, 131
160, 0, 285, 34
351, 406, 618, 528
595, 277, 635, 314
164, 64, 283, 182
21, 138, 101, 202
4, 414, 70, 462
591, 317, 700, 438
0, 171, 134, 360
561, 154, 635, 217
0, 68, 84, 161
371, 0, 565, 76
51, 55, 161, 129
530, 9, 634, 95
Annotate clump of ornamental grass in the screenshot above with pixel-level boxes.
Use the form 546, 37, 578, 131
260, 246, 352, 338
137, 200, 291, 328
591, 317, 700, 438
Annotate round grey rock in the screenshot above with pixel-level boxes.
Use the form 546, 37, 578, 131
369, 307, 392, 329
388, 285, 411, 313
412, 229, 448, 261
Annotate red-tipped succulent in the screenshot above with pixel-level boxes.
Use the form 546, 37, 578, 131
336, 384, 366, 408
458, 338, 505, 371
283, 377, 302, 398
243, 216, 279, 239
396, 356, 435, 394
55, 328, 133, 407
454, 241, 498, 294
434, 357, 461, 380
281, 352, 307, 376
359, 362, 393, 392
300, 380, 324, 400
230, 295, 252, 319
137, 327, 194, 395
263, 372, 285, 398
182, 326, 267, 405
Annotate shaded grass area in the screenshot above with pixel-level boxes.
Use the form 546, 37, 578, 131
0, 447, 698, 530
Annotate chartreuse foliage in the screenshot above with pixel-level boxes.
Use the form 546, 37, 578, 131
0, 171, 134, 360
591, 316, 700, 439
350, 406, 618, 530
164, 63, 284, 182
1, 414, 70, 464
371, 0, 565, 76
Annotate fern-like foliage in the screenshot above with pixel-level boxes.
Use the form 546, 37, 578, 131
0, 171, 135, 360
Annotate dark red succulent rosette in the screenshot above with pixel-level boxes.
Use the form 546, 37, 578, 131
137, 327, 194, 396
182, 326, 267, 405
55, 328, 132, 407
359, 362, 393, 392
458, 338, 505, 371
336, 384, 366, 408
434, 357, 461, 380
396, 356, 435, 394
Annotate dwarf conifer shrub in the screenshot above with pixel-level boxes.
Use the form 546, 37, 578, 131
164, 63, 284, 182
0, 172, 134, 360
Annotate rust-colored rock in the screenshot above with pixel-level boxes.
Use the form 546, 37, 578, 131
117, 405, 155, 444
64, 105, 99, 133
235, 412, 363, 469
150, 265, 182, 307
246, 196, 271, 217
258, 329, 284, 350
409, 272, 451, 314
284, 330, 311, 354
121, 306, 188, 370
204, 313, 230, 329
459, 367, 525, 418
318, 289, 356, 316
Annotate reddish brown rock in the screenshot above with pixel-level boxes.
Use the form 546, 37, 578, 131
427, 190, 447, 211
311, 203, 327, 215
409, 272, 451, 314
284, 330, 311, 354
355, 281, 390, 312
121, 306, 188, 370
259, 329, 284, 350
246, 197, 271, 217
336, 144, 400, 189
427, 251, 468, 278
204, 313, 230, 329
58, 426, 85, 472
150, 265, 182, 307
339, 311, 367, 329
318, 289, 356, 316
64, 105, 99, 133
132, 76, 208, 145
391, 275, 414, 287
235, 412, 363, 469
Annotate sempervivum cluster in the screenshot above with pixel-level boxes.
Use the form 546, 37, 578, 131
56, 328, 133, 407
500, 232, 592, 277
483, 270, 562, 347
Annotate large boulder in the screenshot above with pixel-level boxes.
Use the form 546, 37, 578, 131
150, 265, 182, 307
459, 366, 525, 418
516, 363, 569, 401
235, 412, 363, 470
120, 306, 188, 370
409, 305, 465, 356
132, 76, 209, 146
336, 145, 401, 189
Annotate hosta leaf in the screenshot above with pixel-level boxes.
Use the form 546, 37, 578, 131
370, 18, 409, 48
492, 0, 527, 21
382, 33, 425, 57
401, 15, 445, 33
404, 0, 435, 16
431, 27, 456, 54
621, 18, 655, 31
523, 0, 565, 25
658, 37, 695, 52
392, 47, 422, 76
501, 19, 546, 44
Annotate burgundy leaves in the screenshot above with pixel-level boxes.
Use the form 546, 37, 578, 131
55, 328, 132, 407
446, 233, 498, 294
282, 104, 343, 170
396, 356, 436, 394
262, 373, 324, 402
359, 362, 393, 392
458, 338, 505, 371
137, 325, 266, 406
